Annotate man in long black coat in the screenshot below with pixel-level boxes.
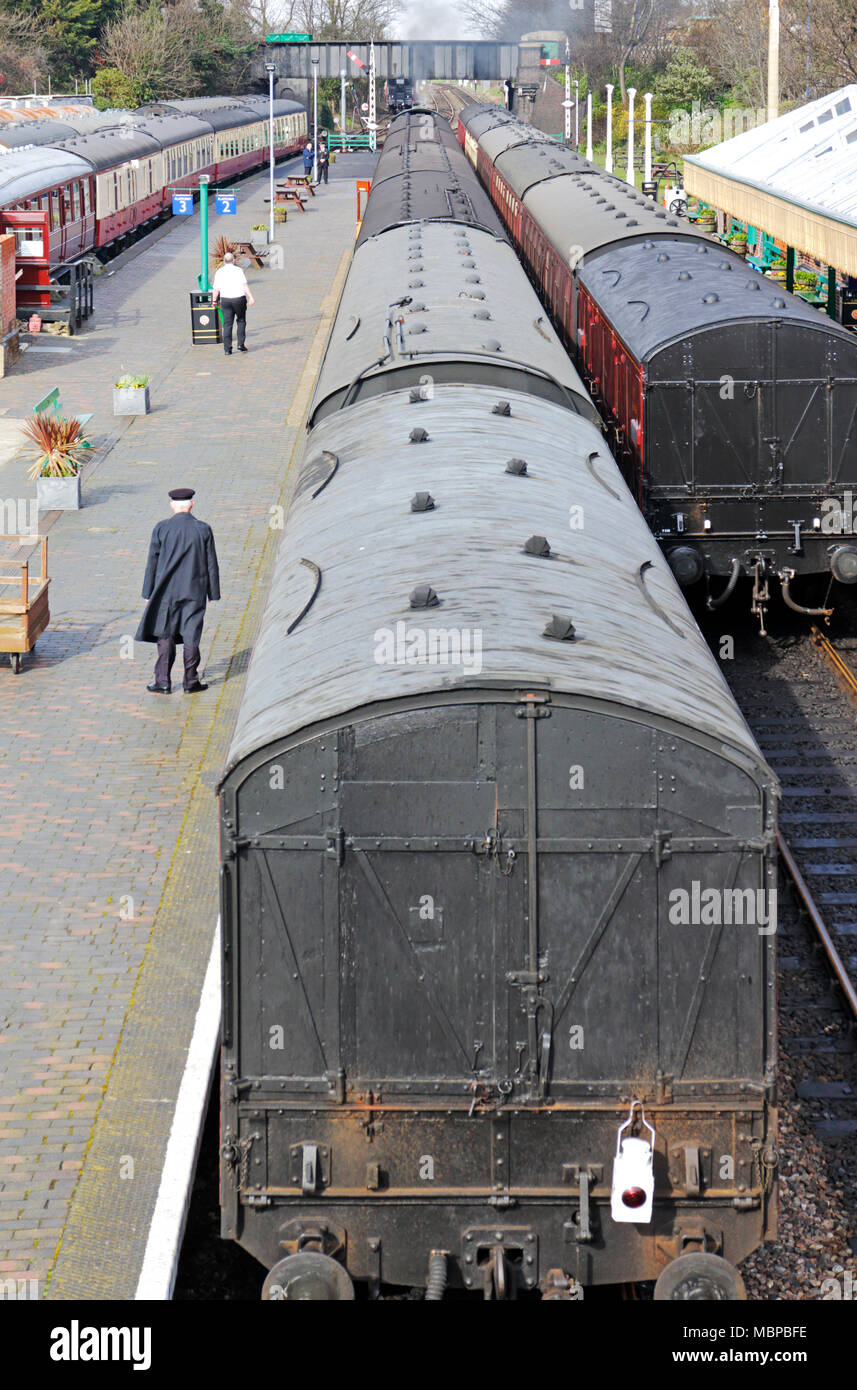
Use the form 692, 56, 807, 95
135, 488, 220, 694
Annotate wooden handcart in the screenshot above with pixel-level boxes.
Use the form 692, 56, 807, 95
0, 534, 50, 673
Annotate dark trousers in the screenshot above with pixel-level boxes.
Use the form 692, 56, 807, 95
220, 296, 246, 353
155, 638, 200, 690
319, 162, 329, 184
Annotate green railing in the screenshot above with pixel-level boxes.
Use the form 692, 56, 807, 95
326, 132, 373, 151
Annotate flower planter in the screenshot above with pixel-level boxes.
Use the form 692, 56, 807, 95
113, 385, 150, 416
36, 472, 81, 511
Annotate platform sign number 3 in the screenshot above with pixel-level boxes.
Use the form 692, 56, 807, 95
172, 193, 193, 215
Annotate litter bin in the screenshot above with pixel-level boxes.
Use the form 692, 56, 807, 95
190, 291, 221, 346
641, 179, 659, 201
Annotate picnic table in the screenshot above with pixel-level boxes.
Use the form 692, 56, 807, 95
279, 175, 316, 197
0, 534, 50, 673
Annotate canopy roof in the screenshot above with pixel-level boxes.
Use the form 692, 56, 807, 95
685, 86, 857, 276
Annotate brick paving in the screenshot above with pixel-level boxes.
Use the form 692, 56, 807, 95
0, 152, 373, 1296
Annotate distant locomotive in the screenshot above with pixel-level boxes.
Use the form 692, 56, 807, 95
218, 109, 778, 1302
458, 103, 857, 630
385, 76, 415, 113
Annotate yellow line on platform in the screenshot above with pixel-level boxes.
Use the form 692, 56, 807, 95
286, 245, 352, 427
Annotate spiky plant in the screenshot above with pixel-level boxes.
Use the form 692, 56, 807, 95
212, 235, 241, 269
22, 414, 90, 479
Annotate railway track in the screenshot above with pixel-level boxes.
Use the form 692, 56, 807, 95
707, 615, 857, 1295
426, 83, 477, 123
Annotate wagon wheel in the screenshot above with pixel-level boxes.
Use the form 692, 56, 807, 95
653, 1252, 746, 1301
9, 652, 21, 674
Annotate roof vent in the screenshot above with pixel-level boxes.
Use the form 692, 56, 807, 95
409, 386, 428, 402
667, 219, 679, 226
409, 262, 424, 272
482, 339, 502, 351
543, 615, 576, 641
695, 245, 709, 254
408, 302, 426, 312
473, 309, 492, 319
643, 241, 655, 249
506, 458, 528, 475
492, 401, 511, 415
773, 297, 787, 308
678, 271, 692, 281
747, 281, 761, 291
702, 293, 719, 304
411, 491, 435, 512
615, 211, 627, 219
524, 535, 551, 557
408, 279, 424, 288
410, 427, 429, 443
656, 252, 669, 262
626, 219, 639, 227
408, 249, 422, 260
461, 258, 476, 267
466, 274, 481, 283
409, 229, 421, 239
410, 584, 439, 609
718, 261, 732, 270
409, 323, 428, 335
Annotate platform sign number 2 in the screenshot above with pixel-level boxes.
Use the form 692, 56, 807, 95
215, 193, 237, 215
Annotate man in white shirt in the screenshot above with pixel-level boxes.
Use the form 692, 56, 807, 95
211, 252, 256, 356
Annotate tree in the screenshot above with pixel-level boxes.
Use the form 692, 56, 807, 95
655, 47, 714, 106
91, 63, 140, 108
0, 0, 121, 82
0, 10, 49, 92
291, 0, 402, 40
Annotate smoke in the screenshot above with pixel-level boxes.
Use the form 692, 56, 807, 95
395, 0, 488, 39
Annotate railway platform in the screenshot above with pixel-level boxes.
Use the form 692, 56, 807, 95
0, 149, 375, 1300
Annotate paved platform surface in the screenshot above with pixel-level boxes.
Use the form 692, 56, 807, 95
0, 150, 375, 1298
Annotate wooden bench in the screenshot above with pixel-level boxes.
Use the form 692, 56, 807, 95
34, 387, 93, 438
231, 240, 267, 269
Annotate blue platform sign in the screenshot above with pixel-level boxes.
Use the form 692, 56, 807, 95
215, 192, 237, 215
172, 193, 194, 215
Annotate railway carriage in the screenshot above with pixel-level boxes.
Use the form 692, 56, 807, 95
218, 110, 778, 1302
458, 103, 857, 627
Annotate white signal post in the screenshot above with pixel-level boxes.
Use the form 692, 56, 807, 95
626, 88, 636, 185
369, 41, 377, 152
311, 54, 319, 183
564, 41, 571, 144
265, 61, 276, 245
643, 92, 653, 184
574, 78, 579, 148
586, 92, 593, 160
605, 83, 614, 172
340, 68, 346, 136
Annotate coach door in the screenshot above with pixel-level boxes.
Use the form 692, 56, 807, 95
0, 209, 51, 314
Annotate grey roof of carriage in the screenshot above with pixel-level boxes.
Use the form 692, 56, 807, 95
0, 145, 92, 200
577, 235, 857, 358
222, 382, 763, 774
312, 221, 595, 422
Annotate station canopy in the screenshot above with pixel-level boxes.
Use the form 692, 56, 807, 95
684, 86, 857, 276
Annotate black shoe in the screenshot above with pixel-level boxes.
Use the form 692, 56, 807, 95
224, 350, 232, 356
238, 346, 248, 353
147, 682, 171, 694
184, 681, 209, 693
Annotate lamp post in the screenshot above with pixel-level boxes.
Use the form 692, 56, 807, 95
626, 87, 636, 185
574, 79, 579, 148
643, 92, 653, 185
341, 68, 347, 137
605, 83, 614, 172
585, 92, 593, 161
311, 54, 319, 183
265, 61, 276, 245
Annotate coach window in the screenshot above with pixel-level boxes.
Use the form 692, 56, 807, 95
50, 188, 60, 228
71, 182, 80, 220
62, 184, 72, 220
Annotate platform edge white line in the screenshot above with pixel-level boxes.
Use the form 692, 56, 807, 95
135, 921, 221, 1301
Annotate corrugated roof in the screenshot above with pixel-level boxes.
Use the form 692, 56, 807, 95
686, 86, 857, 228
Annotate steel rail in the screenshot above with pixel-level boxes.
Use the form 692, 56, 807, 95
777, 829, 857, 1020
